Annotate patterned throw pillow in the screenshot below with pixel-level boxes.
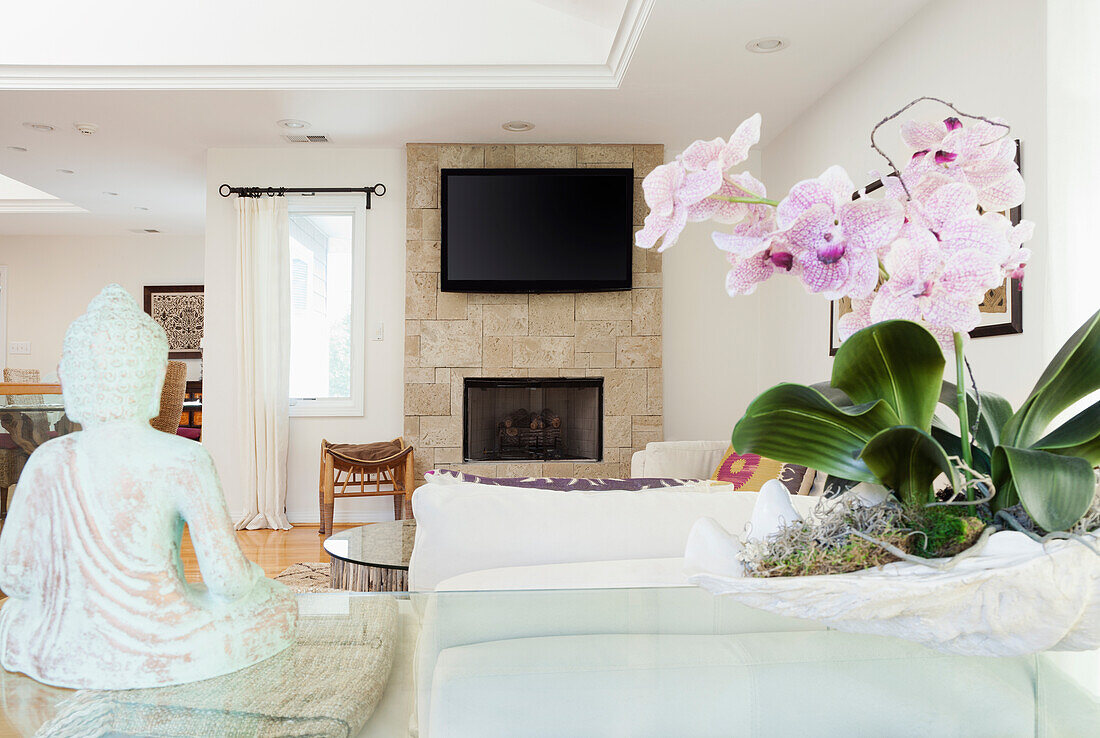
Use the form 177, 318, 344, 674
710, 446, 812, 494
425, 469, 704, 491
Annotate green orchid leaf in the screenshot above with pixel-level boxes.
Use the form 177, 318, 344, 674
832, 320, 945, 429
1003, 309, 1100, 447
809, 381, 854, 408
861, 426, 959, 507
732, 383, 900, 484
938, 381, 1014, 456
991, 445, 1096, 531
1033, 400, 1100, 465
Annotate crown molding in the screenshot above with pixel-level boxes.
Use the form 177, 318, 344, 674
0, 1, 654, 91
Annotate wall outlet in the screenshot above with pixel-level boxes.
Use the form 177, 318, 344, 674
8, 341, 30, 355
372, 322, 384, 341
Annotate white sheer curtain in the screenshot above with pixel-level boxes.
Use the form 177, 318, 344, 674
234, 197, 292, 530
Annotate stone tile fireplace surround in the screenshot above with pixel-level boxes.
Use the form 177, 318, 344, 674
404, 143, 664, 483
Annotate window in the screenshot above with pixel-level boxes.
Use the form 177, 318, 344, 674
287, 196, 366, 416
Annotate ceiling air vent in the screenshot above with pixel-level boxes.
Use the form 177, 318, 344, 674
284, 134, 330, 143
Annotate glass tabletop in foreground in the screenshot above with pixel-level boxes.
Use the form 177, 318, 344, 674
323, 519, 415, 570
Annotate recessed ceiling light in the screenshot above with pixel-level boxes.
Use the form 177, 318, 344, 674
277, 119, 310, 129
6, 146, 27, 152
103, 191, 119, 196
502, 120, 535, 132
22, 122, 54, 132
134, 206, 149, 211
56, 168, 74, 175
746, 37, 788, 53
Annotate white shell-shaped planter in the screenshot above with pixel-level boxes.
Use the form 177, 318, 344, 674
689, 528, 1100, 657
747, 479, 802, 542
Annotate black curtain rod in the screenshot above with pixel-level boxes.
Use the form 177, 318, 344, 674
218, 183, 386, 208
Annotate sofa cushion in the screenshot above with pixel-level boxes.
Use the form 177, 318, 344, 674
636, 440, 728, 478
710, 445, 812, 493
427, 631, 1048, 738
434, 557, 690, 591
408, 482, 820, 591
413, 586, 825, 738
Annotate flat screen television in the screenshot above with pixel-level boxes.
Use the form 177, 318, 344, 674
441, 168, 634, 292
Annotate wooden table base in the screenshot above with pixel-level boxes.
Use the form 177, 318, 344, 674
330, 557, 408, 592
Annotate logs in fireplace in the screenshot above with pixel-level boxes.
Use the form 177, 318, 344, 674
463, 378, 603, 462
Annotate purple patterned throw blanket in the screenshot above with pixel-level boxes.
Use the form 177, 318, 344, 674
425, 469, 704, 491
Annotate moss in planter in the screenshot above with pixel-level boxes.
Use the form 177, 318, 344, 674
908, 507, 986, 559
743, 498, 986, 578
752, 530, 913, 577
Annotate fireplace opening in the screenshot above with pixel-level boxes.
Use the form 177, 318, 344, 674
463, 377, 603, 462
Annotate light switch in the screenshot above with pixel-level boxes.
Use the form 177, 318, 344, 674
372, 322, 385, 341
8, 341, 30, 355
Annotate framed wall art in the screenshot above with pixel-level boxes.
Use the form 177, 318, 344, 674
143, 285, 204, 359
830, 140, 1023, 355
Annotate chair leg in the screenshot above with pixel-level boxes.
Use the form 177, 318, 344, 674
404, 449, 417, 521
393, 493, 403, 520
321, 454, 335, 537
0, 485, 7, 520
318, 446, 327, 535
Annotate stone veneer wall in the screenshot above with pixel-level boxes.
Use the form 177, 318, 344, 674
404, 143, 664, 483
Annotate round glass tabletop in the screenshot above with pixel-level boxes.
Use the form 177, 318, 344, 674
323, 519, 415, 570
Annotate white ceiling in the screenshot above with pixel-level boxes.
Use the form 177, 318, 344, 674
1, 1, 631, 68
0, 0, 930, 236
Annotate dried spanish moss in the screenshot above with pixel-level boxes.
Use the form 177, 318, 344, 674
740, 495, 984, 578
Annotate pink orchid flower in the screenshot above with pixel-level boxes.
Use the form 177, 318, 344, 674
776, 166, 904, 299
635, 161, 690, 250
902, 117, 1024, 212
715, 208, 788, 296
636, 114, 764, 252
690, 172, 769, 225
870, 230, 1004, 351
679, 113, 762, 180
837, 295, 874, 342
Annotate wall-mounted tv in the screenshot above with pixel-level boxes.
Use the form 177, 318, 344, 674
441, 168, 634, 293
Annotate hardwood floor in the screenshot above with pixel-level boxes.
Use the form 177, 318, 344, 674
182, 523, 361, 580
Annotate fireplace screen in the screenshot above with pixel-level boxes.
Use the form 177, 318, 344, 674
463, 377, 603, 462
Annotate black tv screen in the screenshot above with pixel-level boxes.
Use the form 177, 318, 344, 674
441, 168, 634, 292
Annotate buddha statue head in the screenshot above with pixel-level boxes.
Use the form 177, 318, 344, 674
59, 284, 169, 427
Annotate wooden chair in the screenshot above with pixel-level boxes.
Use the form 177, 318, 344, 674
150, 361, 187, 434
318, 438, 415, 536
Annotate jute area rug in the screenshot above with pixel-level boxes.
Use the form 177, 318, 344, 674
275, 562, 339, 593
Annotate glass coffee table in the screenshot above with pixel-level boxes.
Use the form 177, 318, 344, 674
323, 519, 415, 591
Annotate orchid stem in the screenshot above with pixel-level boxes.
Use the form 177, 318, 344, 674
953, 331, 974, 497
708, 195, 779, 207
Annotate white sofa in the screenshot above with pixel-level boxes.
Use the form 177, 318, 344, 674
629, 440, 728, 479
406, 477, 1100, 737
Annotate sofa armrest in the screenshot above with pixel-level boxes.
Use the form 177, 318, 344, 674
630, 450, 646, 478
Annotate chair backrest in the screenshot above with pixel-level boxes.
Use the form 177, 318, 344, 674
150, 361, 187, 434
3, 368, 42, 406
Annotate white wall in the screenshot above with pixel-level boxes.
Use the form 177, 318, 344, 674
1045, 0, 1100, 694
662, 149, 765, 443
204, 148, 406, 524
758, 0, 1049, 406
1048, 0, 1100, 345
0, 234, 203, 378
